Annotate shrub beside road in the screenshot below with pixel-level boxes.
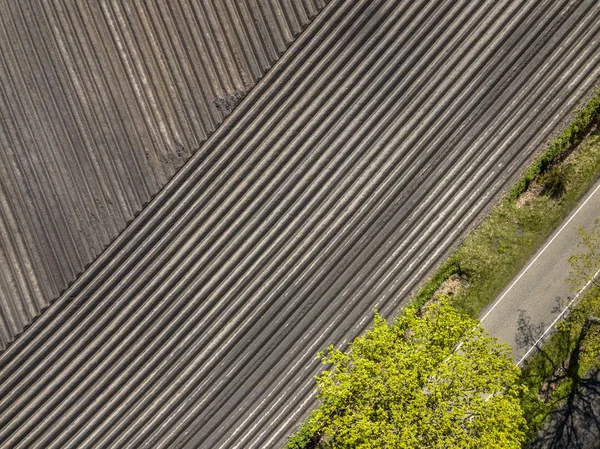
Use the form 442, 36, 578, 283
287, 299, 526, 449
419, 89, 600, 444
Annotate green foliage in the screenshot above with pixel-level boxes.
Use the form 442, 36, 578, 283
288, 92, 600, 449
519, 221, 600, 442
564, 220, 600, 374
297, 299, 526, 449
541, 165, 568, 199
422, 119, 600, 319
567, 219, 600, 292
509, 88, 600, 201
411, 91, 600, 318
285, 413, 321, 449
412, 258, 461, 309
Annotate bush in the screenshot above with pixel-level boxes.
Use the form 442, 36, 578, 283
541, 165, 568, 199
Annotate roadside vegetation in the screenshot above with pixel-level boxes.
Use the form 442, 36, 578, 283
415, 89, 600, 316
417, 90, 600, 445
519, 220, 600, 447
286, 89, 600, 449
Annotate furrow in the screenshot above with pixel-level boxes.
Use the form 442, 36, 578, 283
0, 0, 326, 348
222, 8, 600, 448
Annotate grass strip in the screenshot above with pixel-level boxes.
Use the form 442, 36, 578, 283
420, 88, 600, 318
509, 91, 600, 202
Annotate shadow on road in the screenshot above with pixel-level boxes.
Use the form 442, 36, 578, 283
517, 306, 600, 449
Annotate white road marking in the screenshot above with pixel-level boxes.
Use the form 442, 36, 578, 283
517, 266, 600, 367
481, 181, 600, 324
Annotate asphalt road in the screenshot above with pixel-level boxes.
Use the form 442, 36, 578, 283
481, 176, 600, 363
1, 2, 600, 449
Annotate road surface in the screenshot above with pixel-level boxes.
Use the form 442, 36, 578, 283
482, 176, 600, 363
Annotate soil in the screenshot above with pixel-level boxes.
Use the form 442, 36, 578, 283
517, 182, 544, 209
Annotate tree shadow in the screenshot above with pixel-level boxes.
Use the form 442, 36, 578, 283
515, 306, 548, 352
517, 305, 600, 449
529, 369, 600, 449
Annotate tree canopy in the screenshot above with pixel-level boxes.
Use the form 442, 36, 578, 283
568, 218, 600, 292
566, 218, 600, 373
295, 298, 526, 449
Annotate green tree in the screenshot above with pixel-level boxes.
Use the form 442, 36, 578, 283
520, 221, 600, 447
568, 218, 600, 291
566, 218, 600, 372
298, 299, 526, 449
